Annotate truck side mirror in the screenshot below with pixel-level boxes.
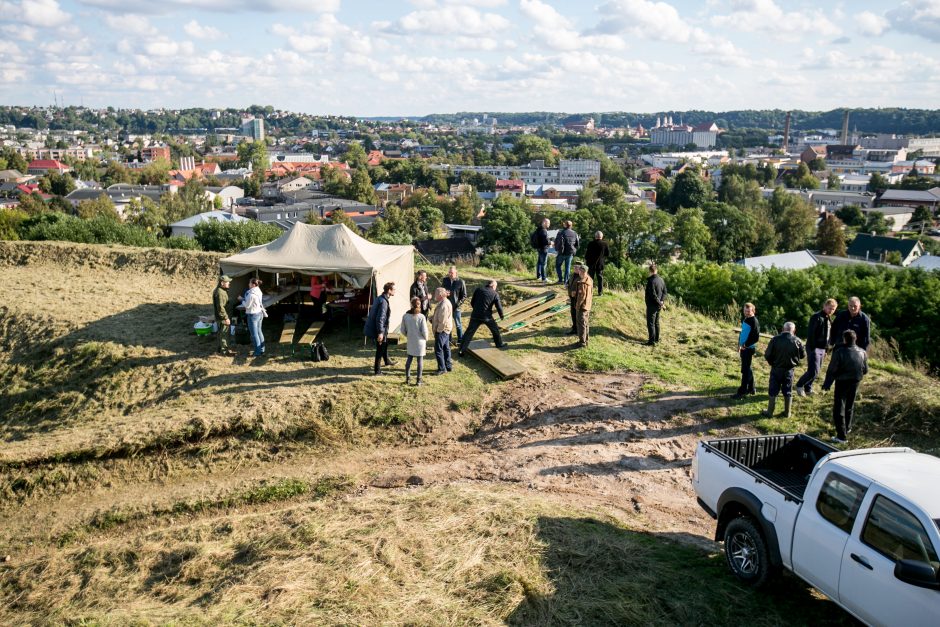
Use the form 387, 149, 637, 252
894, 559, 940, 590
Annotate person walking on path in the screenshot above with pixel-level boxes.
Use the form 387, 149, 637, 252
831, 296, 871, 352
554, 220, 580, 284
243, 277, 267, 357
821, 329, 869, 443
458, 280, 507, 357
532, 218, 551, 282
644, 263, 667, 346
796, 298, 838, 396
573, 265, 594, 347
584, 231, 610, 296
441, 265, 467, 344
363, 282, 397, 375
732, 302, 760, 399
213, 275, 234, 355
762, 322, 806, 418
401, 296, 428, 386
410, 270, 431, 317
430, 287, 453, 375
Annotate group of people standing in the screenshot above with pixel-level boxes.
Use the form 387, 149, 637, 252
531, 219, 611, 295
364, 266, 508, 385
735, 296, 871, 443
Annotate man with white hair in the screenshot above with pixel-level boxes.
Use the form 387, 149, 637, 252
762, 321, 806, 418
831, 296, 871, 352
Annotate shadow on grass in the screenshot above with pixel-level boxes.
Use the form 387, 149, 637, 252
506, 516, 855, 627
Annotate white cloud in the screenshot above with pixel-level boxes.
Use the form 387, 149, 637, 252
856, 10, 888, 36
183, 19, 222, 40
592, 0, 693, 42
1, 24, 37, 40
143, 39, 196, 57
710, 0, 841, 39
887, 1, 940, 42
104, 14, 155, 36
379, 6, 510, 36
77, 0, 340, 14
0, 0, 71, 28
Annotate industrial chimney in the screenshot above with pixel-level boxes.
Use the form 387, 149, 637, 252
841, 110, 850, 145
783, 111, 791, 153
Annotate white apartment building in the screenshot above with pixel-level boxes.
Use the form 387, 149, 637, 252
435, 159, 600, 186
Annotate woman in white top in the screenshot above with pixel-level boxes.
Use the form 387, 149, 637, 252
243, 277, 266, 357
400, 296, 428, 386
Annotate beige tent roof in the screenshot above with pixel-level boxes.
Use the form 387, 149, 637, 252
219, 223, 412, 284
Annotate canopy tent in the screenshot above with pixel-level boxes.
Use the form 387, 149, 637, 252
219, 223, 414, 332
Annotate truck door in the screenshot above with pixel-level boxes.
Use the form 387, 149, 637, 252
791, 471, 868, 600
839, 492, 940, 627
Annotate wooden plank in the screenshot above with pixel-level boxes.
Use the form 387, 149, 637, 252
297, 319, 325, 345
499, 296, 564, 330
500, 291, 556, 319
466, 340, 525, 380
504, 302, 569, 332
278, 319, 297, 344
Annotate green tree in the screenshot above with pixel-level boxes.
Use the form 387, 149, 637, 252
512, 135, 556, 166
0, 208, 27, 240
836, 205, 866, 228
100, 161, 134, 187
193, 220, 282, 252
783, 162, 819, 190
343, 142, 368, 169
816, 213, 847, 256
444, 192, 478, 224
885, 250, 902, 265
38, 171, 76, 197
76, 194, 119, 220
321, 165, 348, 197
864, 211, 892, 235
670, 168, 712, 211
0, 148, 28, 173
236, 140, 268, 173
868, 172, 888, 193
718, 174, 762, 210
807, 158, 827, 172
324, 208, 358, 230
703, 202, 756, 263
654, 176, 673, 211
911, 205, 933, 228
479, 196, 532, 254
777, 201, 818, 251
16, 192, 47, 215
348, 168, 377, 204
826, 173, 841, 190
137, 159, 171, 185
672, 206, 711, 261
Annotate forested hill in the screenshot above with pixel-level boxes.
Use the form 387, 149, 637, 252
421, 108, 940, 135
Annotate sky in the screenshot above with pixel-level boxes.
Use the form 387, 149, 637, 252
0, 0, 939, 116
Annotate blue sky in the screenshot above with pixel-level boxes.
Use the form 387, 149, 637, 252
0, 0, 938, 116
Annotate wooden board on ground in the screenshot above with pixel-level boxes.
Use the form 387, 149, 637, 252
504, 301, 569, 332
500, 291, 555, 319
466, 339, 525, 380
499, 296, 564, 330
297, 319, 325, 346
277, 319, 298, 355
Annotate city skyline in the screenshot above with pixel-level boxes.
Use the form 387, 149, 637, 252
0, 0, 939, 116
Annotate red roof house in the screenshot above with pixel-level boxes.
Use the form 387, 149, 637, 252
27, 159, 71, 175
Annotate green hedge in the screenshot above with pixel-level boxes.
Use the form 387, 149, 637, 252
193, 220, 283, 253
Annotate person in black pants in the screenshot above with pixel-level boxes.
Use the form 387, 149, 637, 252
821, 330, 869, 443
644, 263, 667, 345
363, 282, 397, 375
796, 298, 838, 396
584, 231, 610, 296
458, 280, 506, 356
762, 321, 805, 418
733, 302, 760, 399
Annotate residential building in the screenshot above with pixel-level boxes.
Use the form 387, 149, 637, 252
649, 122, 720, 148
838, 173, 871, 192
26, 159, 70, 175
876, 188, 940, 210
448, 183, 473, 198
910, 255, 940, 271
374, 182, 414, 205
0, 169, 28, 183
846, 233, 924, 266
564, 118, 595, 134
861, 206, 915, 232
495, 179, 525, 198
527, 184, 581, 200
444, 223, 482, 244
738, 250, 818, 271
241, 117, 265, 141
435, 159, 599, 187
204, 185, 245, 209
141, 145, 171, 162
803, 190, 875, 211
65, 183, 171, 217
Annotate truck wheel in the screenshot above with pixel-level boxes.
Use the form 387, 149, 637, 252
723, 517, 770, 587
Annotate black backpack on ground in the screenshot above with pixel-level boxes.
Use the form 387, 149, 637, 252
310, 341, 329, 362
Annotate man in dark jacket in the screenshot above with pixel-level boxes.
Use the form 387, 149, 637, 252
822, 330, 869, 443
762, 321, 806, 418
796, 298, 838, 396
458, 280, 506, 356
644, 263, 667, 346
732, 302, 759, 399
441, 265, 467, 344
409, 270, 430, 317
831, 296, 870, 352
532, 218, 551, 282
554, 220, 580, 284
584, 231, 610, 296
363, 282, 396, 375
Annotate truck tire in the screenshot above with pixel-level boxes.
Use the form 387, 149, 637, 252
723, 517, 771, 587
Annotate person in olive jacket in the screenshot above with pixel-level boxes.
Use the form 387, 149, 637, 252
584, 231, 610, 296
821, 329, 869, 443
762, 321, 806, 418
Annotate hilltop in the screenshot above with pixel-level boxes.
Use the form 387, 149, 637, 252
0, 241, 937, 625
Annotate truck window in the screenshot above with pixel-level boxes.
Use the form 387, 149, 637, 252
815, 473, 866, 533
862, 495, 940, 568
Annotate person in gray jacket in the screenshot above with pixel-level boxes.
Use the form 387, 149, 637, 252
762, 321, 806, 418
821, 330, 869, 443
554, 220, 580, 284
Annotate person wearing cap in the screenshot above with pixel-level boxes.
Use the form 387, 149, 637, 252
213, 275, 234, 355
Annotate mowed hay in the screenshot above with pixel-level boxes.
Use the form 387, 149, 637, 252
0, 484, 853, 626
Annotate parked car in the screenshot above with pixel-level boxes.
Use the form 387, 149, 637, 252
693, 434, 940, 626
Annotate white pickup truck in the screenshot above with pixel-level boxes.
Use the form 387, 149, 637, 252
692, 434, 940, 626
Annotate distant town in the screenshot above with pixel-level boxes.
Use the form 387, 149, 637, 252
1, 105, 939, 270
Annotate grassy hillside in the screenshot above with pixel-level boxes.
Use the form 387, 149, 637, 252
0, 241, 937, 625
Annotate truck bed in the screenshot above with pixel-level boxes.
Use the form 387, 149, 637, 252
702, 434, 836, 501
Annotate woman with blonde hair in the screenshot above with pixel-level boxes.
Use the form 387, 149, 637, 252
400, 296, 428, 386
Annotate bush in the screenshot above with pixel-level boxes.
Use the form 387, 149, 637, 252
0, 208, 27, 240
602, 262, 647, 292
161, 236, 202, 250
479, 252, 535, 274
193, 220, 283, 253
18, 212, 159, 247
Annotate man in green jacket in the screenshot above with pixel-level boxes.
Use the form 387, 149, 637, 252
213, 275, 233, 355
